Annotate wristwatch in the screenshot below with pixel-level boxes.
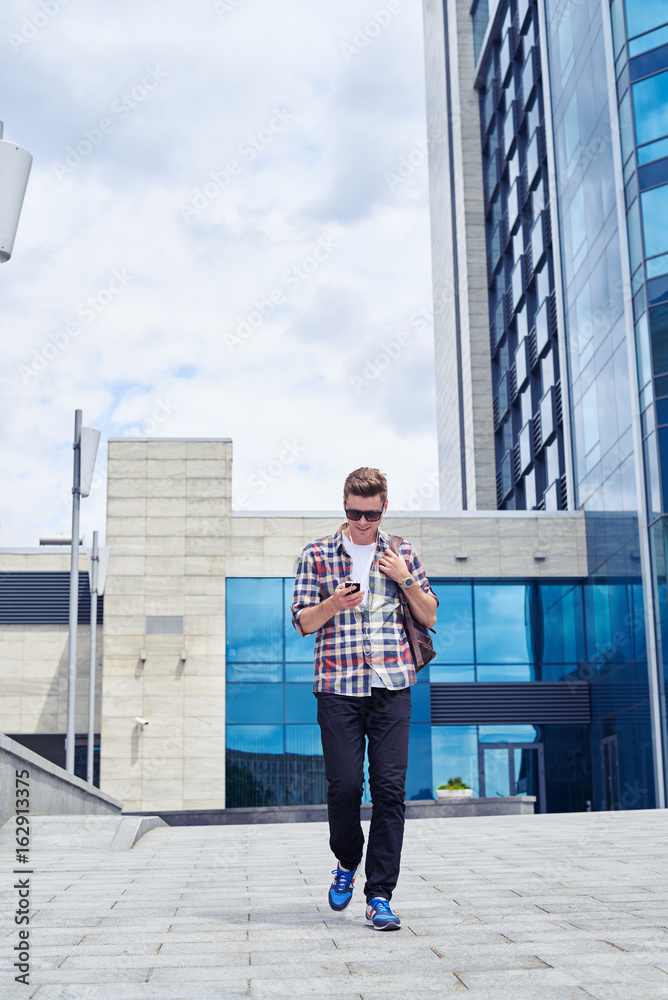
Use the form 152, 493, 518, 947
399, 576, 414, 590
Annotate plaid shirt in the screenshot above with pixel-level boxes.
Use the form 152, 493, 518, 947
291, 524, 437, 696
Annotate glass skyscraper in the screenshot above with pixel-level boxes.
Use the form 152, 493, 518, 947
422, 0, 668, 807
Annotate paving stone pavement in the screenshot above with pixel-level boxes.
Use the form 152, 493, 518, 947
1, 809, 668, 999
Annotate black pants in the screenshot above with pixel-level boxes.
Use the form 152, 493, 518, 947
316, 686, 411, 902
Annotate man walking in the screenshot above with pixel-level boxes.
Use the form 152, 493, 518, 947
291, 467, 437, 930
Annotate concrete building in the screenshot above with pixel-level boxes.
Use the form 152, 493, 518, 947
421, 0, 668, 804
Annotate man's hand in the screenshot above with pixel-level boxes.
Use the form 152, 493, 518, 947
299, 582, 365, 635
378, 547, 410, 585
330, 581, 365, 612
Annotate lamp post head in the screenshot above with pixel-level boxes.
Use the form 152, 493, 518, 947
0, 123, 32, 263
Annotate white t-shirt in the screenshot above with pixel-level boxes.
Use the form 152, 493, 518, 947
341, 531, 388, 688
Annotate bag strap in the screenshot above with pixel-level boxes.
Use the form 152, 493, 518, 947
389, 534, 425, 668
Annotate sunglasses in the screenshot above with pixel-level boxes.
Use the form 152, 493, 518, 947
345, 508, 383, 522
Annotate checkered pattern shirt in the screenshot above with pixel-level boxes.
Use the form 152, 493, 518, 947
291, 525, 437, 696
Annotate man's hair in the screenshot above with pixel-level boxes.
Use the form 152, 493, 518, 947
343, 467, 387, 506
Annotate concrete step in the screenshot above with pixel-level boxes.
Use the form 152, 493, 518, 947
0, 813, 166, 851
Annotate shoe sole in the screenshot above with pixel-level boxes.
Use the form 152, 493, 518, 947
365, 917, 401, 931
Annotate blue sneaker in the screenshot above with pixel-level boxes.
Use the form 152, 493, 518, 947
328, 861, 360, 911
365, 897, 401, 930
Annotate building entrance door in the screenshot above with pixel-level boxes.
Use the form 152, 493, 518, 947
478, 743, 547, 813
601, 735, 621, 810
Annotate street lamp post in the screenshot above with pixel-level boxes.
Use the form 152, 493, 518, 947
86, 531, 110, 785
65, 410, 100, 775
87, 532, 99, 786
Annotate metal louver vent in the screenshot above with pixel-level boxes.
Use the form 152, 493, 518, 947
529, 327, 538, 370
555, 380, 563, 425
0, 572, 103, 625
533, 411, 542, 455
145, 615, 184, 635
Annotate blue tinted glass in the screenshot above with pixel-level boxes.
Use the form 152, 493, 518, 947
429, 664, 476, 682
483, 747, 510, 796
410, 682, 430, 723
477, 663, 535, 681
284, 725, 325, 806
624, 1, 668, 39
474, 583, 535, 663
585, 582, 645, 666
541, 663, 589, 682
657, 398, 668, 424
226, 662, 282, 683
431, 726, 478, 796
226, 684, 283, 724
226, 578, 283, 661
478, 724, 538, 742
629, 25, 668, 57
431, 583, 474, 663
539, 583, 585, 663
642, 186, 668, 259
226, 724, 283, 754
406, 723, 433, 800
660, 427, 668, 510
284, 578, 316, 661
638, 137, 668, 166
284, 684, 317, 724
285, 661, 314, 682
285, 724, 322, 756
633, 72, 668, 148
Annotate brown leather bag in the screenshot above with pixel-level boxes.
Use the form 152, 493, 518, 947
389, 535, 436, 671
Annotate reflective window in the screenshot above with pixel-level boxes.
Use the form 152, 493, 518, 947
564, 92, 580, 174
431, 726, 479, 796
585, 582, 646, 667
636, 313, 652, 389
407, 724, 433, 800
227, 662, 282, 683
477, 663, 535, 681
284, 578, 315, 662
641, 185, 668, 259
430, 664, 475, 682
633, 71, 668, 148
610, 0, 626, 57
284, 725, 325, 806
285, 661, 314, 683
650, 303, 668, 374
284, 684, 317, 724
539, 583, 585, 663
226, 578, 282, 662
226, 683, 283, 724
479, 724, 539, 742
431, 583, 474, 663
624, 1, 668, 39
581, 382, 601, 470
629, 24, 668, 58
474, 583, 535, 663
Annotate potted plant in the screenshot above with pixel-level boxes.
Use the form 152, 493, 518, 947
436, 777, 473, 799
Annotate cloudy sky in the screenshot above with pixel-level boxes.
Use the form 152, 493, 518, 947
0, 0, 437, 546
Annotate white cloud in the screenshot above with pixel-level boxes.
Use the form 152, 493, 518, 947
0, 0, 437, 545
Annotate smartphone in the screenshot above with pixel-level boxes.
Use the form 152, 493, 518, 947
344, 581, 361, 593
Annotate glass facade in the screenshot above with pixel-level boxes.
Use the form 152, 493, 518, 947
226, 576, 653, 812
607, 0, 668, 787
544, 0, 636, 526
479, 0, 566, 511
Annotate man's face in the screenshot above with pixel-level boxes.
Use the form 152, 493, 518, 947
343, 492, 388, 545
